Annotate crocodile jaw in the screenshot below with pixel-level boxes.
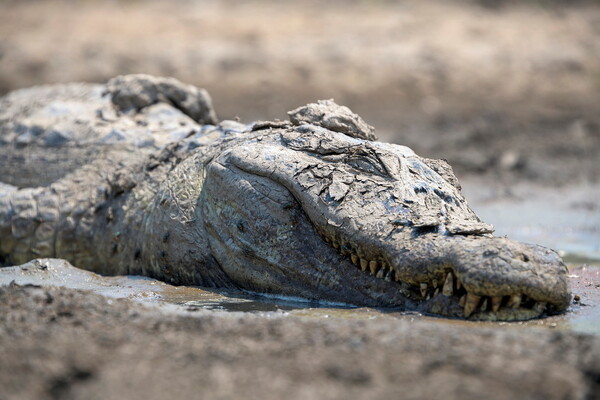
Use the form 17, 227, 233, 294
315, 231, 571, 320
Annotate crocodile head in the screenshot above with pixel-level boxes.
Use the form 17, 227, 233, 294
200, 121, 571, 321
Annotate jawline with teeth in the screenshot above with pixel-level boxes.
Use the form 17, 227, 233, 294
319, 232, 551, 321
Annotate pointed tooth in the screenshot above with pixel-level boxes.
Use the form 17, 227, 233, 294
434, 288, 440, 296
506, 294, 522, 309
384, 270, 392, 282
533, 302, 546, 314
459, 295, 466, 307
369, 261, 378, 275
360, 258, 368, 271
333, 241, 340, 249
420, 283, 428, 298
426, 294, 431, 300
351, 254, 358, 265
491, 296, 502, 312
480, 298, 488, 312
442, 273, 454, 296
376, 269, 384, 278
464, 293, 481, 318
432, 279, 438, 289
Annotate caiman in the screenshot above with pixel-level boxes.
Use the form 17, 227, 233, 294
0, 75, 571, 320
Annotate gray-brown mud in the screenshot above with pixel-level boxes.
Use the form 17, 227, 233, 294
1, 270, 600, 400
1, 0, 599, 185
1, 258, 599, 335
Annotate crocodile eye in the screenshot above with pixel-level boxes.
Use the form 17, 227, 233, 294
347, 154, 388, 177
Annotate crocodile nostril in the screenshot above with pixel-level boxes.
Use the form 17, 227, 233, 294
520, 253, 530, 262
413, 225, 438, 236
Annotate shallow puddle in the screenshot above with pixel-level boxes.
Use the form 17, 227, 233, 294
1, 258, 598, 336
462, 180, 600, 261
166, 263, 600, 336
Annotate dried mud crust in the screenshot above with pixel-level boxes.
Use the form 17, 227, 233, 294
0, 0, 599, 185
1, 283, 600, 400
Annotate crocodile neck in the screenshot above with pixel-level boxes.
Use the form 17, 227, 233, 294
82, 134, 239, 287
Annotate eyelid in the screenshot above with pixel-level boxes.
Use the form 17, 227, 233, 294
320, 154, 347, 163
316, 149, 389, 177
347, 153, 388, 176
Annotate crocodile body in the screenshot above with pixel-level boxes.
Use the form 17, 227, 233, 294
0, 75, 571, 320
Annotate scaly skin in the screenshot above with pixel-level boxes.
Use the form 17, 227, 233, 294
0, 75, 571, 320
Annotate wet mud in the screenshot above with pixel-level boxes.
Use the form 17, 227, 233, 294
1, 261, 599, 400
1, 258, 598, 336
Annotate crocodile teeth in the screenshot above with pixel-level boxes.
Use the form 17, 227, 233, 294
459, 295, 466, 307
376, 269, 384, 278
333, 241, 340, 249
351, 254, 358, 265
385, 270, 394, 282
491, 296, 503, 312
434, 288, 440, 296
369, 261, 378, 275
442, 273, 453, 296
464, 293, 482, 318
533, 302, 546, 314
360, 258, 368, 271
432, 279, 438, 289
420, 283, 428, 298
506, 294, 522, 309
480, 298, 488, 312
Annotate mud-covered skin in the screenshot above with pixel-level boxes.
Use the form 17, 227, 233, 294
0, 75, 216, 188
0, 75, 571, 320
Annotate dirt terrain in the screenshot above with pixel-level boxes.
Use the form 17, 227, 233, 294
1, 280, 600, 400
1, 0, 599, 184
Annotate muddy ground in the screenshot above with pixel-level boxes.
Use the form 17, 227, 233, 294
1, 0, 600, 399
1, 272, 599, 400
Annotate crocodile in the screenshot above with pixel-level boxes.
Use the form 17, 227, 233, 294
0, 74, 571, 321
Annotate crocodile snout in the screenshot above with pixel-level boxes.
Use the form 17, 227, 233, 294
392, 236, 571, 320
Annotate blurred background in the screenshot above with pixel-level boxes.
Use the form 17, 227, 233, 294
1, 0, 599, 255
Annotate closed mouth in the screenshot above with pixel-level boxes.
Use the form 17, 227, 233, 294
318, 230, 558, 321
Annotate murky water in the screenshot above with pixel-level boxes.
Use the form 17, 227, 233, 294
162, 263, 600, 336
462, 180, 600, 260
2, 258, 598, 336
